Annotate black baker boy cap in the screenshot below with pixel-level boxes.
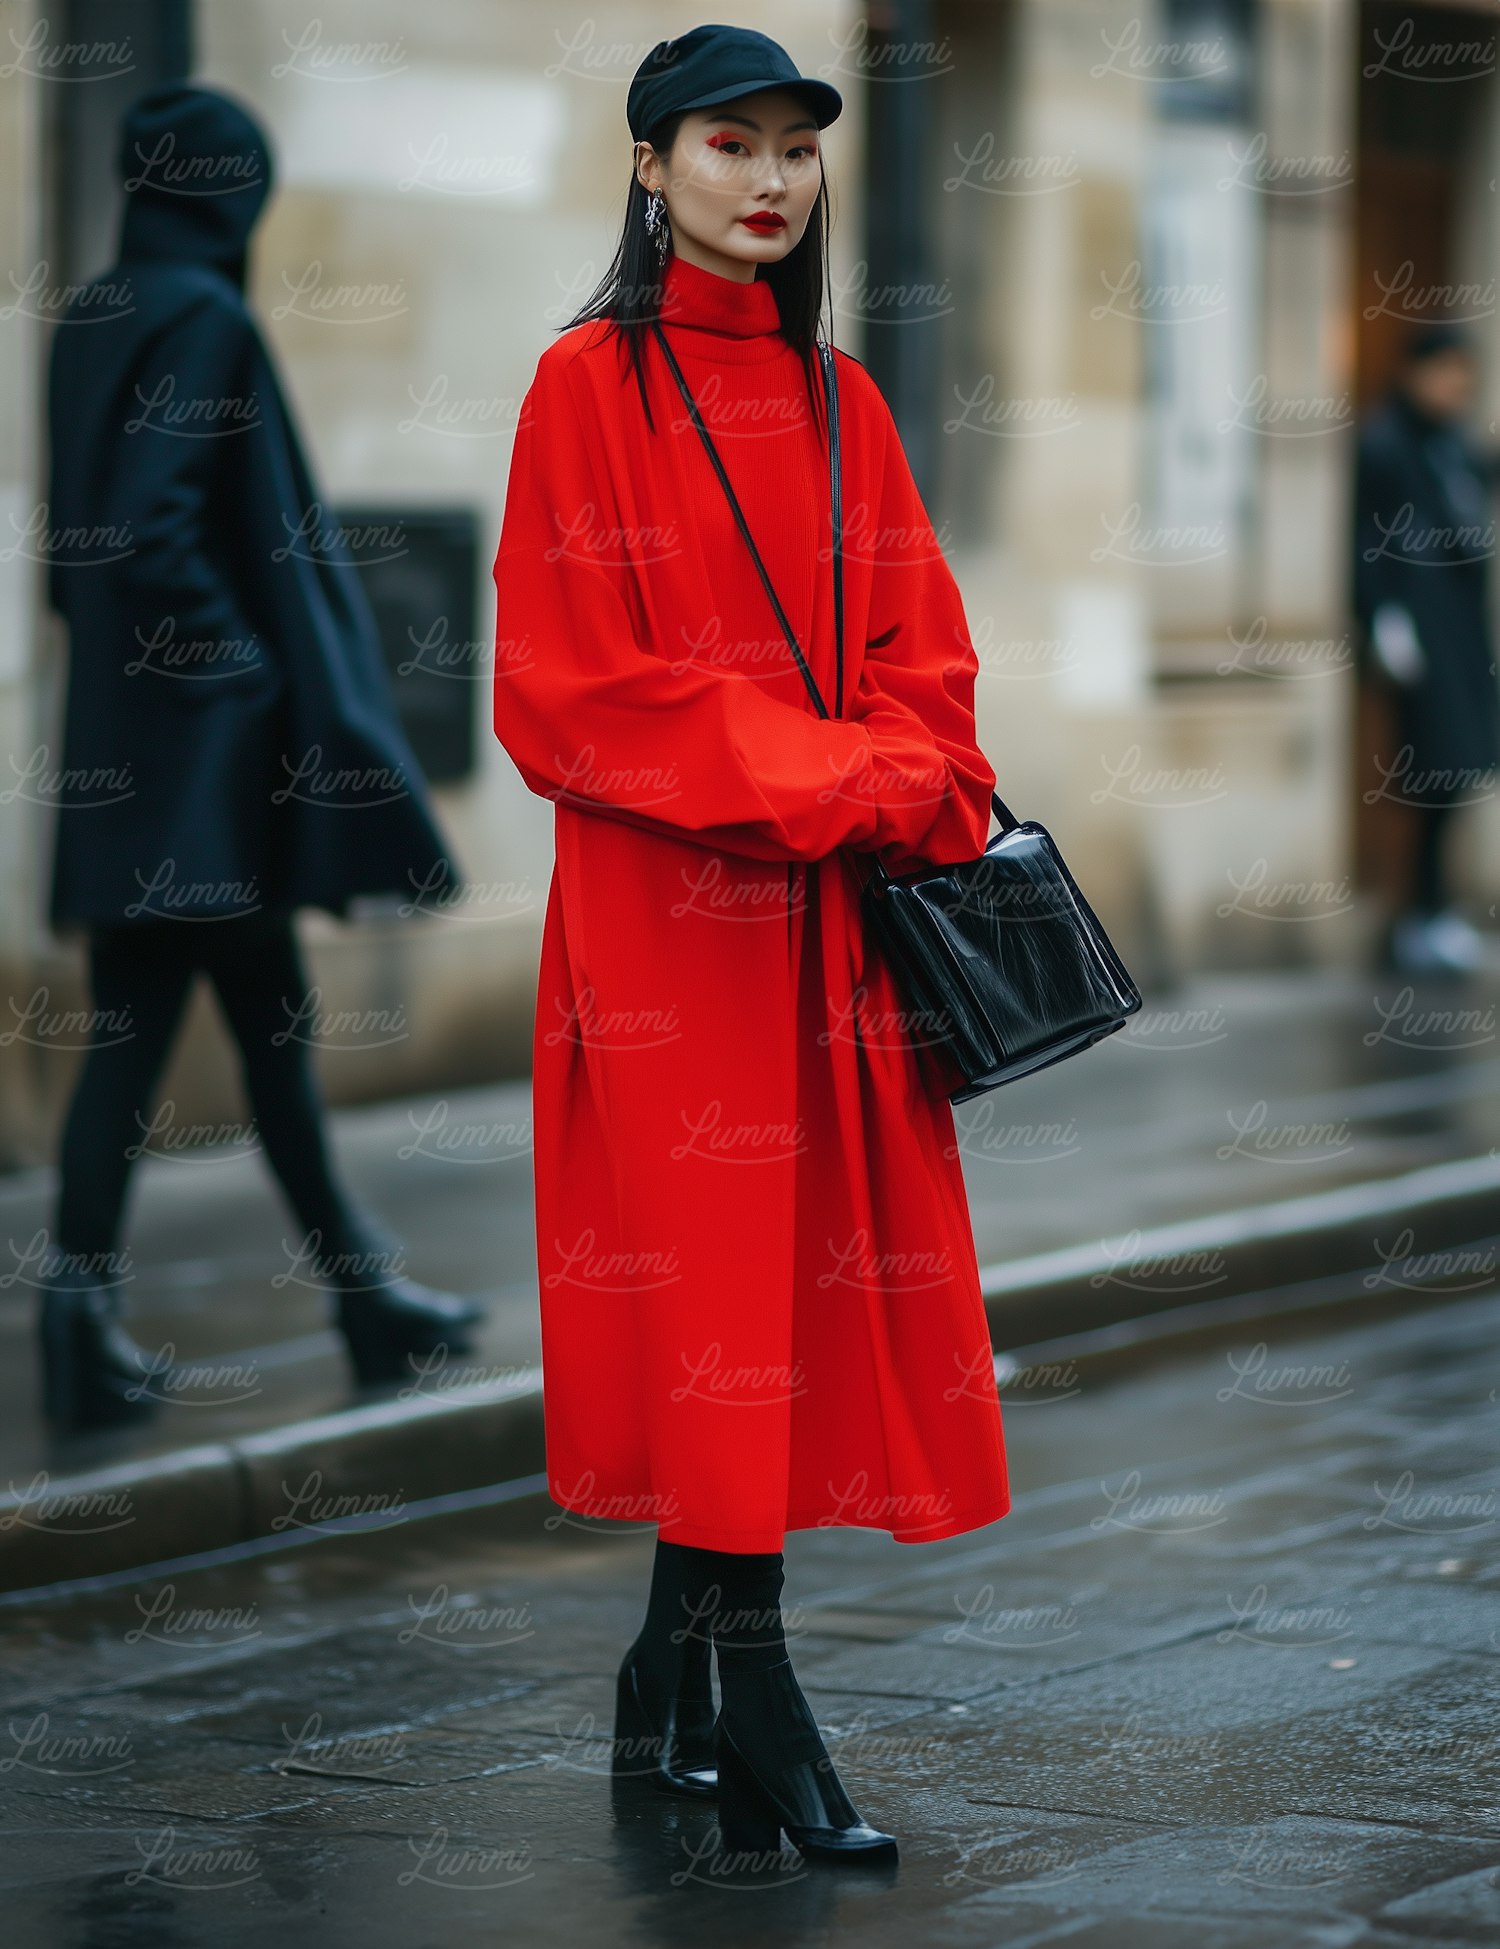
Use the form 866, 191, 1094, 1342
1403, 320, 1474, 365
627, 23, 843, 143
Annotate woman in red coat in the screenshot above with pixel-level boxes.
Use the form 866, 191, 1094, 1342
491, 26, 1009, 1862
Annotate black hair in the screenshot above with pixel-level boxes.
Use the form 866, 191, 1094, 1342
559, 105, 834, 440
1403, 320, 1475, 366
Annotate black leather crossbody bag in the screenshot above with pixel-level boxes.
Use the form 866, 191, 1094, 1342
651, 318, 1142, 1101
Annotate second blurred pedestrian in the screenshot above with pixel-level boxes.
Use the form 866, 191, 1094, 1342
1353, 322, 1500, 972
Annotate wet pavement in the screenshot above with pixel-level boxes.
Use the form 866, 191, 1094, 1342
2, 963, 1499, 1488
2, 1276, 1498, 1946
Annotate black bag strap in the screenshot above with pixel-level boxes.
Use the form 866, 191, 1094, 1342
824, 335, 844, 721
649, 317, 1019, 867
652, 317, 837, 719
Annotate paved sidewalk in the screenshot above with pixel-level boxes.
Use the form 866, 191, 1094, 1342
2, 964, 1498, 1587
3, 1277, 1498, 1945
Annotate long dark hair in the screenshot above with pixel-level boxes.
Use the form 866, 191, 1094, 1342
561, 108, 834, 439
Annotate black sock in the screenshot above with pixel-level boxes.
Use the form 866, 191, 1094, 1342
630, 1538, 713, 1706
678, 1547, 789, 1675
679, 1546, 831, 1772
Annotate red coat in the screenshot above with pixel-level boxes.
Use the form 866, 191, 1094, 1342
491, 252, 1010, 1552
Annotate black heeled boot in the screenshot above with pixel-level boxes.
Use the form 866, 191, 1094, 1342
318, 1217, 485, 1385
689, 1547, 898, 1861
39, 1268, 162, 1434
714, 1658, 897, 1861
614, 1539, 718, 1797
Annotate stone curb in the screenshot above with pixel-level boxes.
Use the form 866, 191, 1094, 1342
977, 1152, 1500, 1347
0, 1380, 544, 1597
2, 1154, 1496, 1596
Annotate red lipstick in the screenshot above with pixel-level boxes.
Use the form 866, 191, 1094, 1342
739, 212, 787, 233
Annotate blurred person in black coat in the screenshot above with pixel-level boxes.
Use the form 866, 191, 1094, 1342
40, 83, 482, 1430
1352, 321, 1500, 973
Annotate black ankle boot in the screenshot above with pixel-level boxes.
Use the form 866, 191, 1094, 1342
335, 1281, 485, 1385
320, 1220, 484, 1385
614, 1541, 718, 1797
613, 1643, 718, 1798
715, 1657, 897, 1861
39, 1272, 161, 1434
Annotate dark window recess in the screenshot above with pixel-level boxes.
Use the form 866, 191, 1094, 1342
336, 505, 480, 787
1158, 0, 1258, 124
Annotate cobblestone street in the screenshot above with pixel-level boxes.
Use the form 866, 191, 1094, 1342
5, 1276, 1498, 1946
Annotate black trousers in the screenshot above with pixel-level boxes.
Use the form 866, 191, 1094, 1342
52, 910, 361, 1269
1411, 800, 1458, 916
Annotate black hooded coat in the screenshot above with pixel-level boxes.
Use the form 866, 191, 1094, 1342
1352, 388, 1500, 805
44, 83, 461, 929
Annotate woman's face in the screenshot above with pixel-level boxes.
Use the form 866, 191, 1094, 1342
1402, 347, 1478, 424
636, 87, 824, 280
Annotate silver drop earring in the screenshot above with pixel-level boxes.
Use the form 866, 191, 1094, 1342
643, 186, 670, 265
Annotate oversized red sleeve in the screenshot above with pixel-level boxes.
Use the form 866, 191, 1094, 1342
845, 368, 998, 877
490, 346, 886, 863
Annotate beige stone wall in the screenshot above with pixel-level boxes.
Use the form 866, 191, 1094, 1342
1144, 0, 1359, 972
4, 0, 1462, 1161
951, 0, 1360, 975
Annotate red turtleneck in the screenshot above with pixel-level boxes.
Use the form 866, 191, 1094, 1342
655, 251, 787, 360
490, 249, 1009, 1555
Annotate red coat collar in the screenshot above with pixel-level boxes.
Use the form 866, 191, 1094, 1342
658, 252, 782, 339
